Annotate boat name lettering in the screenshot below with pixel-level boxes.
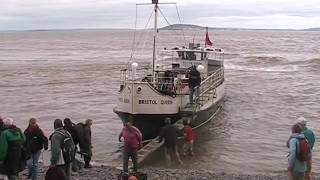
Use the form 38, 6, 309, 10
161, 100, 173, 104
139, 100, 157, 104
119, 98, 130, 103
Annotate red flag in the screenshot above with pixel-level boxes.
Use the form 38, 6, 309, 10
205, 32, 213, 46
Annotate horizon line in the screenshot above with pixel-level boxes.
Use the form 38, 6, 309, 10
1, 24, 319, 32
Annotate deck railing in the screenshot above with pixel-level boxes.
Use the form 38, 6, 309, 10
194, 67, 224, 106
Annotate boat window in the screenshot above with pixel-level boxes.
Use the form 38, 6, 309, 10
177, 51, 185, 59
201, 52, 208, 60
186, 51, 196, 60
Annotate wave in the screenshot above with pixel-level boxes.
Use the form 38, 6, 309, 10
243, 55, 289, 66
291, 58, 320, 71
225, 63, 298, 72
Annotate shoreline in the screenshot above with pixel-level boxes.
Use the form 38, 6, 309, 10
18, 164, 320, 180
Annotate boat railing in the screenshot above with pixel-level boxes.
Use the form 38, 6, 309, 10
194, 67, 224, 105
120, 66, 224, 98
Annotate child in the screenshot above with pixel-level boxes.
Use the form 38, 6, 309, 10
182, 119, 194, 156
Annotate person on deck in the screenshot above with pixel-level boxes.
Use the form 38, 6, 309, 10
188, 65, 201, 105
24, 118, 48, 180
159, 117, 183, 166
298, 117, 315, 180
118, 121, 142, 173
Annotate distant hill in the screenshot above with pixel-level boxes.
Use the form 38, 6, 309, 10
160, 24, 205, 30
160, 24, 320, 32
302, 28, 320, 31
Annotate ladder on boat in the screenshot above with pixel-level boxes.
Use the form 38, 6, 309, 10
181, 68, 224, 115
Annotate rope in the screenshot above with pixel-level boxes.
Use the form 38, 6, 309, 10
129, 8, 154, 63
158, 7, 186, 45
175, 4, 187, 46
129, 5, 139, 62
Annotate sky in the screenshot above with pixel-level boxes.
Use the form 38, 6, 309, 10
0, 0, 320, 30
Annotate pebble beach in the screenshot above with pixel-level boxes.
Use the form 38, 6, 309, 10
17, 164, 320, 180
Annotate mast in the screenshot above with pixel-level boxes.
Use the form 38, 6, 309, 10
205, 27, 208, 48
152, 0, 158, 84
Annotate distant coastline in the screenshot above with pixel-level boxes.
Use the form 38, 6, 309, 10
1, 24, 320, 32
159, 24, 320, 32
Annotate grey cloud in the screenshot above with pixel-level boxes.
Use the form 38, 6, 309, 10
0, 0, 320, 30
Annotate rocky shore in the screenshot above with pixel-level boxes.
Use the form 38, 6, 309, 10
17, 164, 320, 180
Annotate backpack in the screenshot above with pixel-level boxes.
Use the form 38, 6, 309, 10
296, 138, 311, 162
55, 130, 76, 163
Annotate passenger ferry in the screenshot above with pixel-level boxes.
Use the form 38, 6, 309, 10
113, 0, 225, 140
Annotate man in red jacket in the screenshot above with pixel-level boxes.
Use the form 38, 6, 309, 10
119, 121, 142, 173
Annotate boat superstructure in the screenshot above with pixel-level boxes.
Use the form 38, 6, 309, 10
113, 0, 225, 140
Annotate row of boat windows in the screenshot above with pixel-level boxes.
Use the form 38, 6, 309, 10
177, 51, 208, 61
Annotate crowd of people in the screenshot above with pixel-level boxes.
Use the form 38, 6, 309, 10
0, 116, 93, 180
0, 114, 316, 180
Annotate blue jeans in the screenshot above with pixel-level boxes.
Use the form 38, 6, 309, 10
27, 150, 41, 180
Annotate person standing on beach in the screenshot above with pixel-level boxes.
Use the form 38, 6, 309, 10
0, 117, 4, 132
0, 118, 26, 180
118, 121, 142, 173
63, 118, 81, 171
159, 117, 183, 166
50, 119, 74, 180
287, 123, 307, 180
182, 119, 194, 156
24, 118, 48, 180
298, 117, 315, 180
74, 119, 93, 168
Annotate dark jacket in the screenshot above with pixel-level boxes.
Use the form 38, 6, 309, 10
24, 126, 48, 153
64, 124, 78, 146
74, 123, 91, 151
159, 124, 182, 148
188, 68, 201, 88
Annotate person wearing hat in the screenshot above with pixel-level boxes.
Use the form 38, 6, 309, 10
118, 121, 142, 173
0, 118, 26, 180
159, 117, 183, 166
298, 117, 315, 180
